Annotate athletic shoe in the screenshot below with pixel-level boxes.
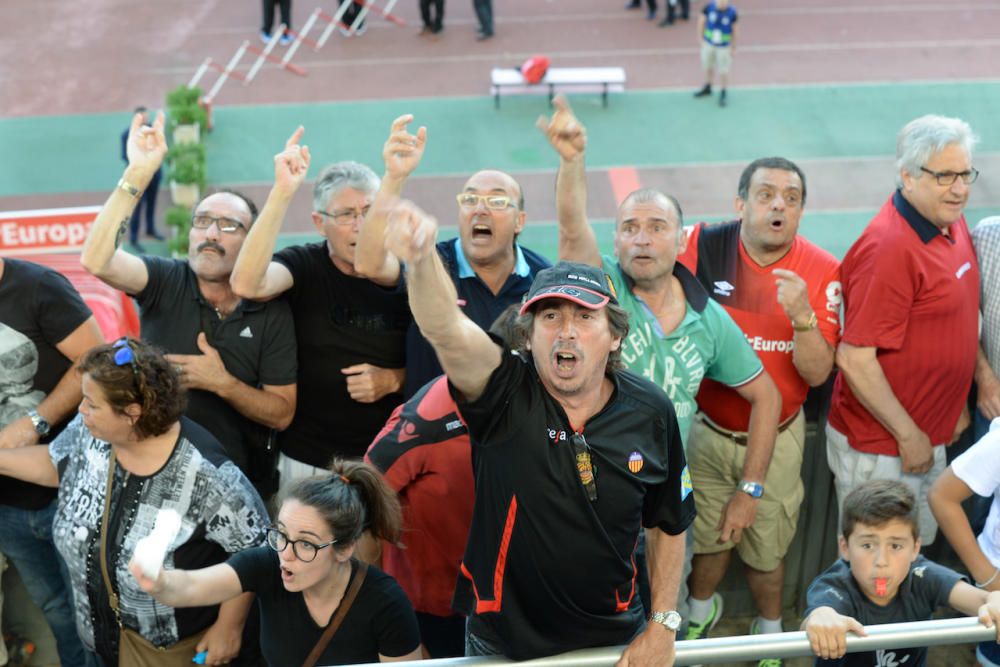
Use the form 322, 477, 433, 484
259, 30, 272, 44
658, 16, 674, 26
279, 32, 292, 46
719, 89, 728, 107
355, 21, 367, 35
476, 30, 494, 41
693, 84, 712, 98
749, 618, 783, 667
684, 593, 723, 641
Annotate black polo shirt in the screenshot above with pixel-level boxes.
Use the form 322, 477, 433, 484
451, 343, 695, 660
401, 238, 550, 398
135, 257, 297, 473
273, 242, 411, 463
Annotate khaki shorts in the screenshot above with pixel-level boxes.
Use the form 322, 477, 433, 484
825, 423, 946, 545
701, 42, 732, 74
689, 411, 805, 571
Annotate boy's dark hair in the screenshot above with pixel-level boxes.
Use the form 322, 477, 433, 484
841, 479, 919, 541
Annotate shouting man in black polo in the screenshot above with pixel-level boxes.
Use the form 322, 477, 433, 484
383, 199, 694, 665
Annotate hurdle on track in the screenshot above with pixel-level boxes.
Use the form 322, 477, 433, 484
183, 2, 403, 106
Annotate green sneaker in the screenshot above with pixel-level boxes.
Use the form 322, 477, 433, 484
683, 592, 723, 640
749, 618, 783, 667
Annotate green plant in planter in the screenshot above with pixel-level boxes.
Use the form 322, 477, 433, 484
167, 143, 206, 164
166, 85, 207, 129
166, 85, 201, 109
168, 154, 206, 189
165, 205, 191, 230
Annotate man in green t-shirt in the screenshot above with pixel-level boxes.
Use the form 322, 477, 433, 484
539, 95, 782, 628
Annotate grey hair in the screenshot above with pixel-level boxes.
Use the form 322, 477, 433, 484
617, 188, 684, 242
312, 161, 381, 212
895, 115, 977, 188
514, 300, 630, 371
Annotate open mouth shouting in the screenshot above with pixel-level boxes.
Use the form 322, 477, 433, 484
553, 347, 581, 377
470, 220, 494, 244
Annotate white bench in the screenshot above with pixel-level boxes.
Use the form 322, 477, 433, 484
490, 67, 626, 109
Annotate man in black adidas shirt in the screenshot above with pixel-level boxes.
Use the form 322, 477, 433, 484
82, 112, 298, 505
385, 200, 695, 664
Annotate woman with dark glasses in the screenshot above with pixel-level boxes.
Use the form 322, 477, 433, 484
0, 337, 268, 666
130, 459, 422, 665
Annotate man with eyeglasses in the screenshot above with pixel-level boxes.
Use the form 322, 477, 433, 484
827, 114, 981, 548
230, 128, 411, 493
82, 111, 298, 510
383, 196, 695, 663
353, 115, 550, 398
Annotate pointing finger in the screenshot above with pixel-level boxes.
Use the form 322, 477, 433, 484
285, 125, 305, 149
391, 114, 414, 132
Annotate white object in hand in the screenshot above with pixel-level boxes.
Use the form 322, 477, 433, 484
133, 509, 182, 579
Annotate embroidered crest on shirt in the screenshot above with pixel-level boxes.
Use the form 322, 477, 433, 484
628, 451, 644, 473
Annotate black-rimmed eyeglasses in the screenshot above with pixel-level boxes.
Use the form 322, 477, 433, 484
919, 166, 979, 186
191, 214, 248, 233
266, 527, 337, 562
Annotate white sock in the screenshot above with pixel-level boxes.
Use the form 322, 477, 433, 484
688, 596, 715, 623
755, 615, 783, 634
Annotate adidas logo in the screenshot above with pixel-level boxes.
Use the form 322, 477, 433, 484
239, 326, 253, 339
713, 280, 734, 297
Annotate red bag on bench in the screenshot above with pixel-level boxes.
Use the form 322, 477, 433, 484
520, 55, 550, 84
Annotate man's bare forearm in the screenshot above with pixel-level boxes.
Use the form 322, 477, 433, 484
555, 156, 600, 265
791, 329, 835, 387
231, 188, 292, 299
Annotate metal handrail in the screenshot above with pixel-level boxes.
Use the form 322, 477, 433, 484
345, 616, 997, 666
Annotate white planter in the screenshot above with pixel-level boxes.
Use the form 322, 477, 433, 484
172, 123, 201, 145
170, 181, 200, 208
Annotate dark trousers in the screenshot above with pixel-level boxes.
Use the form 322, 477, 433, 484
262, 0, 292, 32
472, 0, 492, 34
666, 0, 689, 21
419, 0, 444, 31
339, 0, 364, 27
628, 0, 657, 10
129, 168, 160, 243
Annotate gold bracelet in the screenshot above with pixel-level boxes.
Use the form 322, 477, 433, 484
117, 178, 141, 198
792, 311, 817, 332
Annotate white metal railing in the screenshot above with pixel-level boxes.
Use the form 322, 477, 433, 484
344, 616, 996, 666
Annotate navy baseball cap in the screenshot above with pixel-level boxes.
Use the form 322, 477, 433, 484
519, 261, 618, 315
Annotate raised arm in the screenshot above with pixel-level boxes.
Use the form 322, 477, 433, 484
538, 96, 601, 266
80, 111, 165, 294
384, 201, 501, 401
230, 127, 310, 301
355, 115, 427, 286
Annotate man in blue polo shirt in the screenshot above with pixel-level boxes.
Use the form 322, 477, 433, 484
355, 114, 550, 398
693, 0, 739, 107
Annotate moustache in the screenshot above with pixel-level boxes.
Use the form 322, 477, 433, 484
196, 242, 225, 255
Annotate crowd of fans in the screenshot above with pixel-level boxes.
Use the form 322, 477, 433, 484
1, 101, 999, 667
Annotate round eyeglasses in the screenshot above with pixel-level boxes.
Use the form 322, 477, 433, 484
266, 527, 337, 563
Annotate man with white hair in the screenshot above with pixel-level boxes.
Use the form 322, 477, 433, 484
827, 114, 980, 545
231, 128, 411, 485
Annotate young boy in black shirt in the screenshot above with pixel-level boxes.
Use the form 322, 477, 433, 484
802, 479, 1000, 666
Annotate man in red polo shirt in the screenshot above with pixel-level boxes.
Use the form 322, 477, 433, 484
827, 114, 979, 546
677, 157, 841, 660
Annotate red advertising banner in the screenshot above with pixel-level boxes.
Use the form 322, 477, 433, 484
0, 206, 101, 255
